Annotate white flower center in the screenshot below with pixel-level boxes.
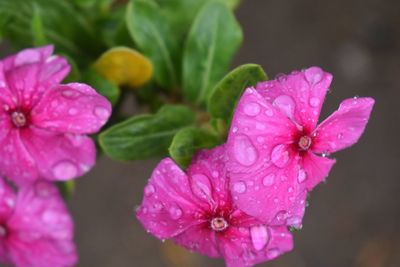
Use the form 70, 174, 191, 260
11, 111, 27, 127
298, 135, 312, 151
210, 217, 229, 232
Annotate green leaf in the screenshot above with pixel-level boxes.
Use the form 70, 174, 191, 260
82, 67, 120, 106
31, 4, 47, 46
58, 180, 75, 199
169, 127, 220, 168
99, 105, 196, 161
126, 0, 179, 89
208, 64, 268, 124
182, 1, 243, 105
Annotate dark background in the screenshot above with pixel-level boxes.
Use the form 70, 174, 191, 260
2, 0, 400, 266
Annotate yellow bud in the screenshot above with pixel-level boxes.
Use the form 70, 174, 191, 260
94, 47, 153, 88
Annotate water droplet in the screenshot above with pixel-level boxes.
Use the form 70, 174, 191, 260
243, 102, 261, 116
309, 97, 320, 108
297, 169, 307, 183
232, 126, 238, 133
304, 67, 323, 86
250, 225, 269, 251
68, 108, 78, 115
52, 160, 78, 180
272, 95, 296, 119
264, 108, 273, 117
233, 181, 247, 194
267, 248, 280, 259
169, 205, 183, 220
288, 187, 294, 193
271, 144, 290, 168
287, 216, 302, 228
263, 174, 275, 186
62, 90, 80, 99
94, 106, 110, 120
144, 184, 155, 197
191, 174, 212, 201
337, 133, 344, 140
233, 134, 258, 166
42, 210, 58, 224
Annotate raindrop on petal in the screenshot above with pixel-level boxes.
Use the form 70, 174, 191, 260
272, 95, 296, 119
233, 181, 247, 194
304, 67, 323, 86
243, 102, 261, 116
250, 225, 269, 251
233, 134, 258, 166
52, 160, 78, 180
262, 174, 275, 186
309, 97, 320, 108
144, 184, 156, 197
271, 144, 290, 168
94, 106, 110, 120
297, 169, 307, 183
168, 205, 183, 220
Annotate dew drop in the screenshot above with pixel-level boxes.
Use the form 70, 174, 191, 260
264, 108, 273, 117
304, 67, 323, 86
52, 160, 78, 180
94, 106, 110, 120
62, 90, 80, 99
191, 174, 212, 201
233, 181, 247, 194
337, 132, 344, 140
267, 248, 280, 259
250, 225, 269, 251
271, 144, 290, 168
233, 134, 258, 166
68, 108, 78, 115
243, 102, 261, 116
144, 184, 155, 197
169, 205, 183, 220
272, 95, 296, 119
297, 169, 307, 183
309, 97, 320, 108
262, 174, 275, 186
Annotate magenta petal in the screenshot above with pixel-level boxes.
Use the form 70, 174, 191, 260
301, 152, 336, 190
20, 127, 96, 182
173, 224, 220, 258
7, 181, 77, 267
220, 226, 293, 267
32, 83, 111, 134
136, 158, 206, 239
227, 88, 297, 175
0, 130, 37, 186
312, 97, 375, 153
2, 46, 54, 71
256, 67, 332, 130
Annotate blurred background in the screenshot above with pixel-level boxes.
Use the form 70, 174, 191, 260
1, 0, 400, 266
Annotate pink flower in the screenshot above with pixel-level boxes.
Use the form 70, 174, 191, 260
0, 46, 111, 185
136, 146, 293, 267
226, 67, 374, 225
0, 178, 77, 267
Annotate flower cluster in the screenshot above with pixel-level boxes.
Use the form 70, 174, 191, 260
136, 67, 374, 267
0, 46, 111, 267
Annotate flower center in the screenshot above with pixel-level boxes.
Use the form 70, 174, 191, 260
298, 135, 312, 151
11, 111, 27, 128
210, 217, 229, 232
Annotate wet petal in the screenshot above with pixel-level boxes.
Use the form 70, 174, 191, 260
0, 129, 37, 186
20, 127, 96, 182
32, 83, 111, 134
136, 158, 206, 239
256, 67, 332, 130
7, 181, 77, 267
2, 46, 70, 107
312, 97, 374, 153
227, 88, 297, 175
173, 224, 220, 258
301, 152, 336, 190
220, 226, 293, 267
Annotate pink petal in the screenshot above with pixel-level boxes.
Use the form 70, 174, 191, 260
20, 127, 96, 182
0, 129, 37, 186
312, 97, 375, 153
173, 224, 220, 258
187, 146, 230, 208
229, 155, 307, 225
136, 158, 206, 239
32, 83, 111, 134
301, 152, 336, 190
0, 178, 16, 221
2, 46, 70, 108
0, 62, 15, 109
227, 88, 297, 175
2, 46, 54, 71
7, 181, 77, 267
220, 226, 293, 267
256, 67, 332, 130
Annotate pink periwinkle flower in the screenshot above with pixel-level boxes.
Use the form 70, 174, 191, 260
226, 66, 374, 225
136, 146, 294, 267
0, 178, 77, 267
0, 46, 111, 186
